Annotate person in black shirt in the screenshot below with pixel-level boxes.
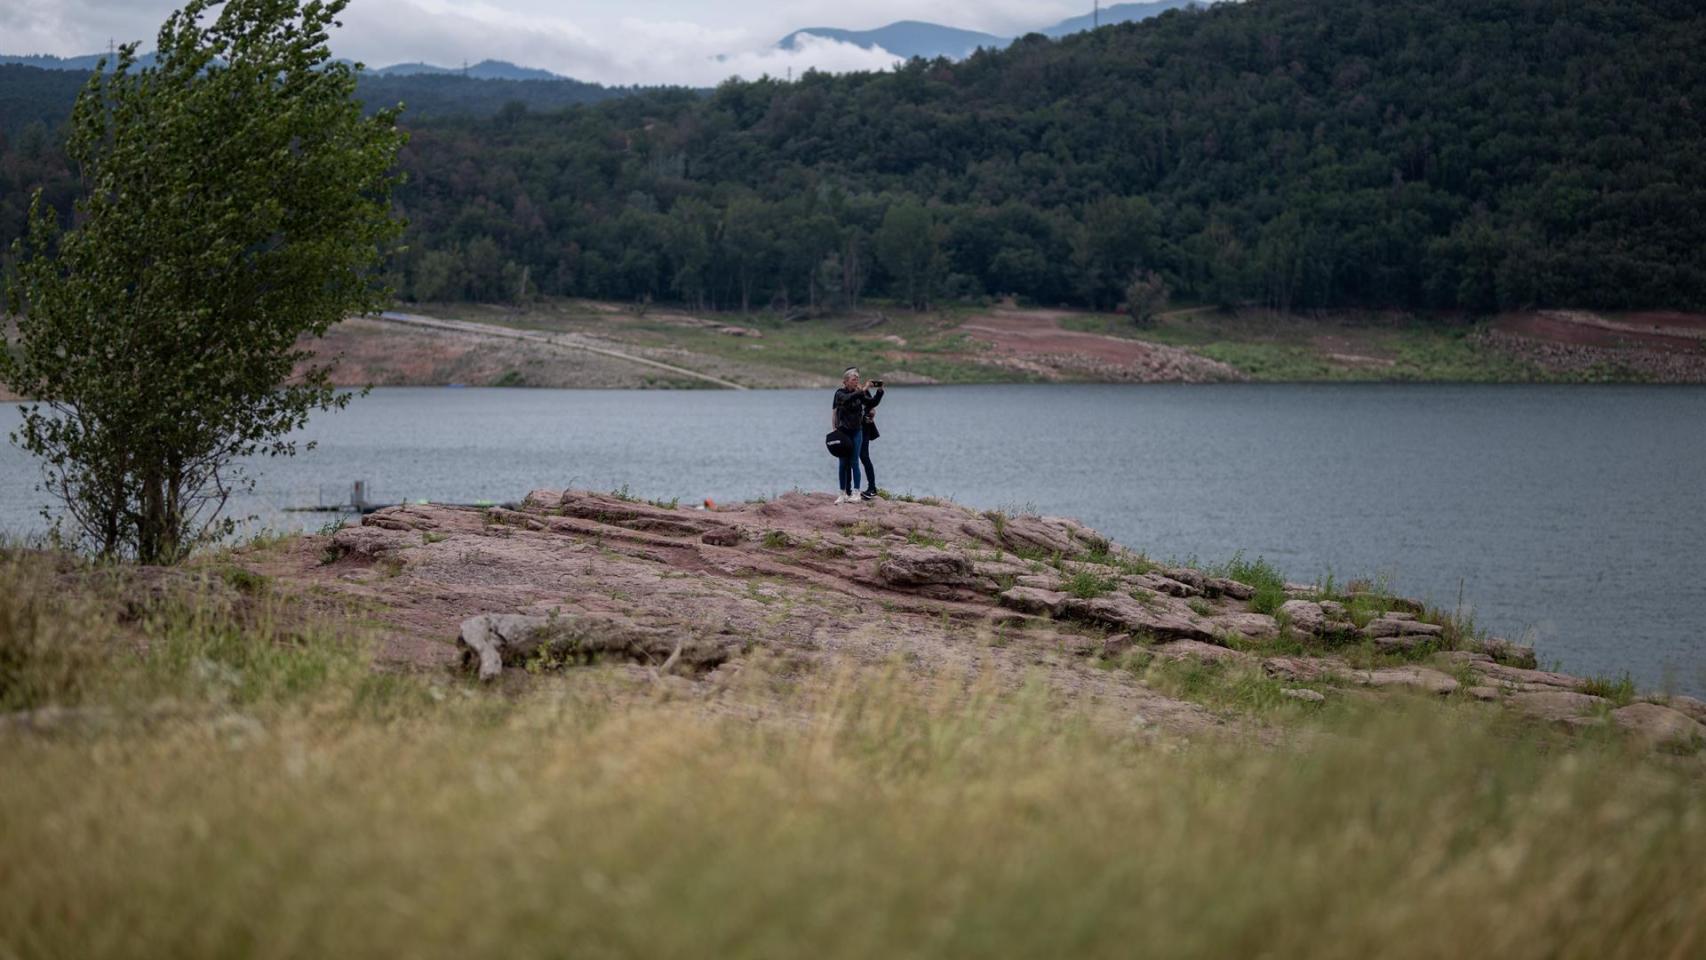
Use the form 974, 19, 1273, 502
831, 366, 884, 503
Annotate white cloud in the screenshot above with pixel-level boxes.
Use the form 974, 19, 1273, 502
0, 0, 1090, 85
0, 0, 177, 57
315, 0, 908, 86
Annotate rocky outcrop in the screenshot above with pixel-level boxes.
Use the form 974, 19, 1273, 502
1060, 596, 1217, 643
458, 612, 734, 682
1508, 691, 1609, 723
1476, 637, 1539, 668
1210, 612, 1279, 641
1205, 577, 1254, 601
1277, 600, 1326, 635
998, 586, 1068, 617
878, 547, 974, 586
1355, 666, 1459, 697
249, 488, 1698, 753
1669, 696, 1706, 724
1363, 617, 1445, 641
1609, 703, 1706, 750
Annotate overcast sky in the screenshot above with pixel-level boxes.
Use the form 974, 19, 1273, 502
2, 0, 1094, 86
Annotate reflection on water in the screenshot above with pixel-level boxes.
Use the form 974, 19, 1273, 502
4, 383, 1704, 693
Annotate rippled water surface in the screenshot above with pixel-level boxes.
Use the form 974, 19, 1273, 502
4, 384, 1703, 693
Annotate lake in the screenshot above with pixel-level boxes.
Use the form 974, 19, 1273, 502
4, 384, 1704, 694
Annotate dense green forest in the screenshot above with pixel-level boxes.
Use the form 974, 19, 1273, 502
0, 64, 649, 260
5, 0, 1706, 313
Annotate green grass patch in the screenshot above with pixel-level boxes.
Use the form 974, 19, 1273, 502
216, 565, 270, 596
1062, 568, 1118, 599
1116, 649, 1331, 718
1579, 672, 1637, 706
1213, 552, 1288, 615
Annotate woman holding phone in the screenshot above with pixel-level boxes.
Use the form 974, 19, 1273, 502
831, 366, 884, 503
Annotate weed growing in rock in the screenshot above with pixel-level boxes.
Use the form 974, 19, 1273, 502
1580, 672, 1637, 706
844, 521, 883, 539
906, 530, 948, 549
217, 566, 270, 596
1064, 569, 1118, 599
1342, 594, 1392, 628
1130, 589, 1165, 610
1214, 552, 1288, 615
1075, 541, 1153, 574
807, 536, 849, 558
1136, 655, 1316, 715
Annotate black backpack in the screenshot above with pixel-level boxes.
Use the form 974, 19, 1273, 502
825, 430, 851, 458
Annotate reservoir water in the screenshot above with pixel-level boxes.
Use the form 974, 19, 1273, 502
4, 384, 1703, 694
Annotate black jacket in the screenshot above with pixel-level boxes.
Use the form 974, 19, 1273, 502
832, 386, 883, 433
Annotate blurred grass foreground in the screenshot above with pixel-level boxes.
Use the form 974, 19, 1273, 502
2, 547, 1703, 959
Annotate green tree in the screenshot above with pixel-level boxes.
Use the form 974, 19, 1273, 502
875, 201, 940, 310
1124, 269, 1170, 326
409, 248, 468, 302
1, 0, 405, 563
1072, 196, 1159, 310
720, 197, 772, 313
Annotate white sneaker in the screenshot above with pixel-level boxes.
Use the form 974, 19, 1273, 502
833, 493, 848, 504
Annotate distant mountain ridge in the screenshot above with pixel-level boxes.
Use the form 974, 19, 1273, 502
1041, 0, 1205, 38
370, 59, 563, 81
0, 53, 564, 82
0, 52, 160, 71
780, 1, 1206, 59
3, 3, 1210, 83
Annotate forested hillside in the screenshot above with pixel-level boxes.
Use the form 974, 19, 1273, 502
0, 63, 651, 252
5, 0, 1705, 314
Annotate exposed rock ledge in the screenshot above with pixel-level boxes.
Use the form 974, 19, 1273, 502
257, 489, 1705, 750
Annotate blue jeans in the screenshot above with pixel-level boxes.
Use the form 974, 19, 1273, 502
838, 428, 869, 493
